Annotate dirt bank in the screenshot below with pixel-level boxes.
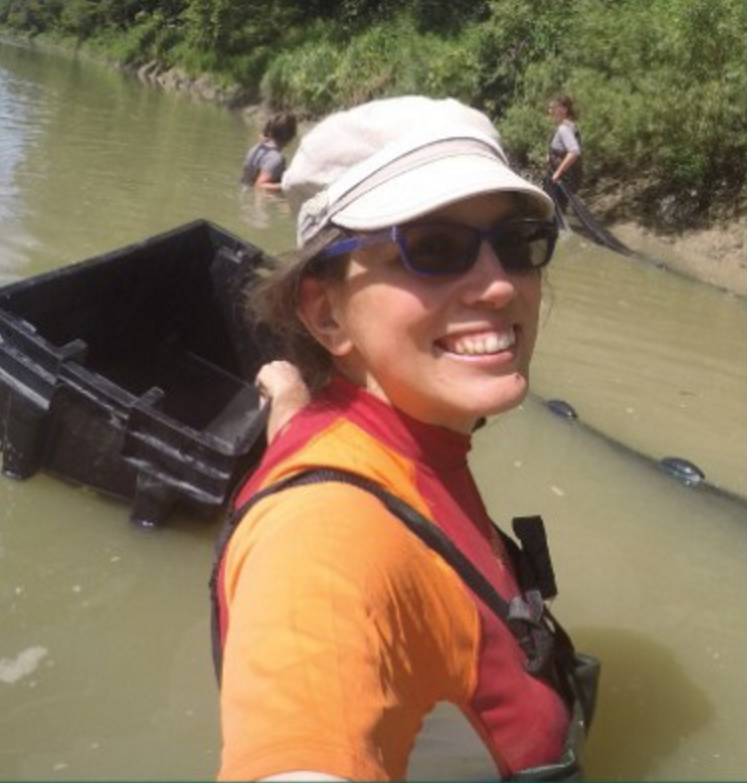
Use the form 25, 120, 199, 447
581, 181, 745, 297
591, 213, 746, 297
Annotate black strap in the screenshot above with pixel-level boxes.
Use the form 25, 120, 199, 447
283, 467, 517, 622
212, 467, 564, 682
512, 516, 557, 600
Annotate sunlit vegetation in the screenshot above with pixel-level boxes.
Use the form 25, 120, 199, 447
1, 0, 744, 215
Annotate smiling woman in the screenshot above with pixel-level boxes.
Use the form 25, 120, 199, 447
299, 191, 545, 433
210, 95, 599, 781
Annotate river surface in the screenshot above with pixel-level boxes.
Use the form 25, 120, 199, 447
0, 39, 745, 782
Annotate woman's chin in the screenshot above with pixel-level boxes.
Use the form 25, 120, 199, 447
474, 375, 530, 417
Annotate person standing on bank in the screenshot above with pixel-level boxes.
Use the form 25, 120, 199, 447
546, 94, 583, 212
240, 111, 297, 191
212, 95, 598, 781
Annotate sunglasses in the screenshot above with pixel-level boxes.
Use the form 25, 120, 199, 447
317, 219, 558, 277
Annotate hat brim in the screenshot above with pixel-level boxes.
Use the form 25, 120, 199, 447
330, 152, 554, 231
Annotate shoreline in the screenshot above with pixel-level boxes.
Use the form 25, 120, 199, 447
250, 102, 746, 297
578, 176, 745, 298
4, 36, 743, 297
591, 213, 745, 297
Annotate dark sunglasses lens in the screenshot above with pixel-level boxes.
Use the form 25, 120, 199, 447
399, 221, 556, 276
489, 223, 555, 270
400, 224, 478, 275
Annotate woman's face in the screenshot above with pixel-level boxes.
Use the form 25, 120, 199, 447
548, 101, 566, 124
299, 192, 544, 433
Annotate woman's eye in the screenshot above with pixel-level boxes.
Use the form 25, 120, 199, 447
409, 241, 439, 262
409, 232, 456, 261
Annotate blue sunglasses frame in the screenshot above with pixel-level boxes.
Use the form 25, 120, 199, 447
317, 219, 558, 277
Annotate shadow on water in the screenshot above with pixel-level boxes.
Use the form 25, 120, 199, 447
575, 627, 712, 781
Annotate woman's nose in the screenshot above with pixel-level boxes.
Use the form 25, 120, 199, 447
461, 240, 519, 304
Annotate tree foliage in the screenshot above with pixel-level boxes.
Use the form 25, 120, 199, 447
1, 0, 744, 208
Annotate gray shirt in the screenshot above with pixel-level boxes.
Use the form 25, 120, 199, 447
550, 121, 581, 156
241, 142, 285, 186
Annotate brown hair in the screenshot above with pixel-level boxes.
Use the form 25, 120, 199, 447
263, 112, 298, 148
550, 94, 579, 121
245, 225, 349, 391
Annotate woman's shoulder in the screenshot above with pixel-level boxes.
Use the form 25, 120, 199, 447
258, 406, 426, 504
225, 476, 480, 652
227, 389, 445, 567
232, 471, 420, 561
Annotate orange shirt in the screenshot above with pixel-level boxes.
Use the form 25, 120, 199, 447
217, 379, 569, 780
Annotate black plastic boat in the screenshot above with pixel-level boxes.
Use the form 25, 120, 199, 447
0, 220, 275, 527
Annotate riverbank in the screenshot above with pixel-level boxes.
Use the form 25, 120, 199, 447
580, 180, 745, 297
250, 100, 747, 297
600, 216, 745, 297
32, 43, 747, 297
5, 34, 743, 297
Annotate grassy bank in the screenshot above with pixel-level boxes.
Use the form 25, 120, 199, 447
1, 0, 744, 283
2, 2, 744, 206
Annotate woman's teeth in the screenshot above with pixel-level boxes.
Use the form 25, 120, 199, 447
447, 329, 515, 356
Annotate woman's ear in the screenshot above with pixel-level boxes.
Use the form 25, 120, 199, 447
296, 276, 353, 357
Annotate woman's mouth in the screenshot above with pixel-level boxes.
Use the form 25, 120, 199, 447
440, 327, 516, 356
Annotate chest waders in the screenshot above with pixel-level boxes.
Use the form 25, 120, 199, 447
241, 142, 272, 186
545, 127, 584, 219
210, 467, 601, 781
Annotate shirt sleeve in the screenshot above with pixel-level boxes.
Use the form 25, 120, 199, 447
218, 482, 477, 781
555, 124, 581, 156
